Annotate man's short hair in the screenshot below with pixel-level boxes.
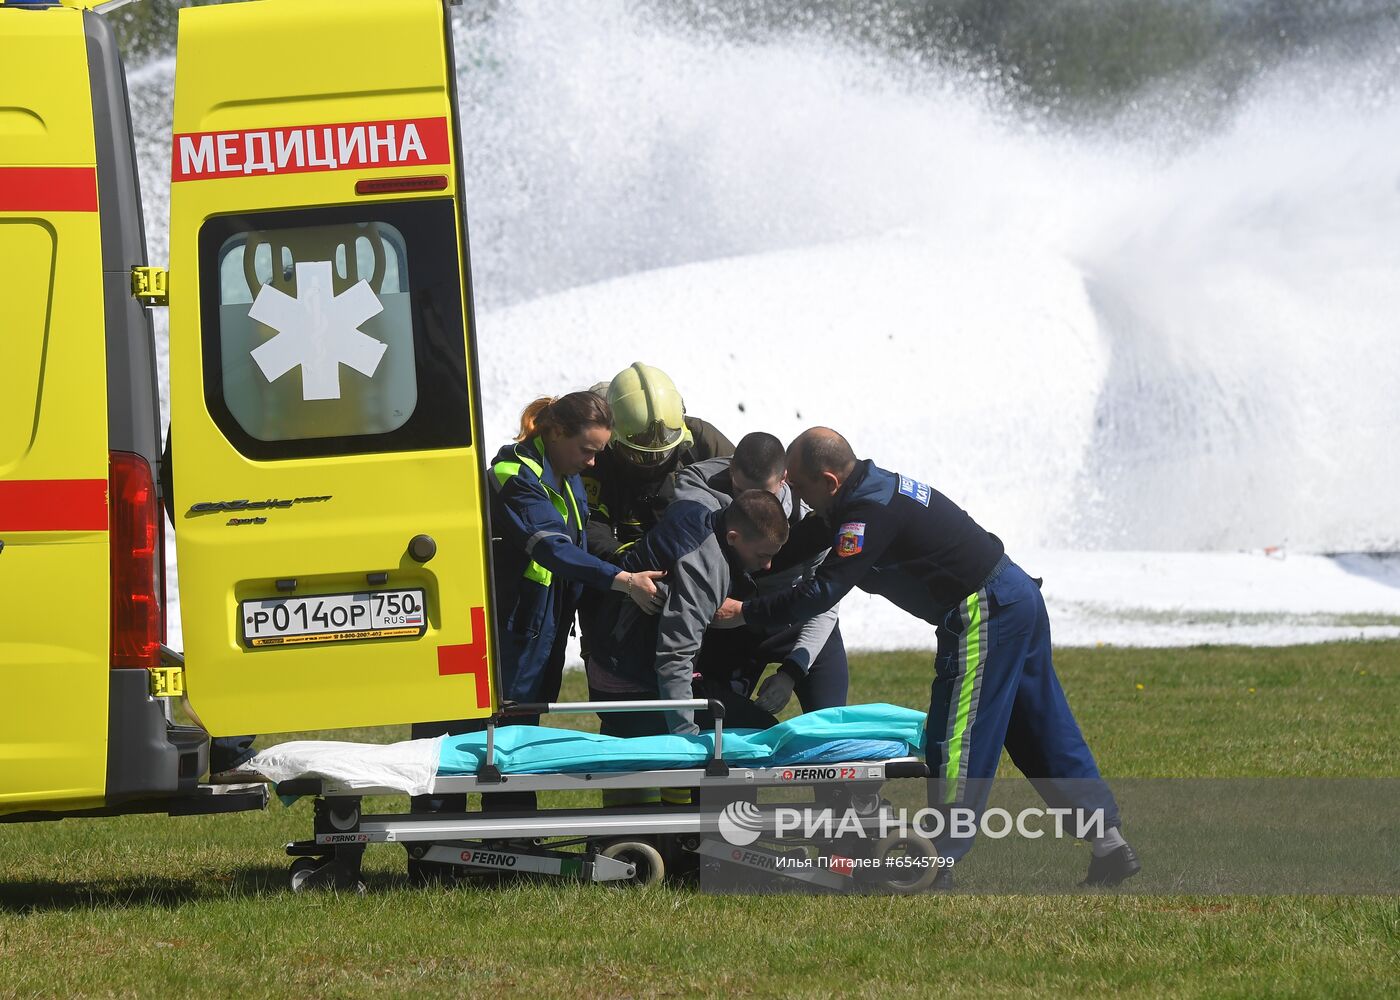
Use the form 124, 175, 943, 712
732, 432, 785, 486
726, 489, 790, 545
790, 428, 857, 479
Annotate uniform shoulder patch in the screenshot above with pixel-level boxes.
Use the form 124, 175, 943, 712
582, 476, 602, 508
836, 521, 866, 558
897, 474, 932, 507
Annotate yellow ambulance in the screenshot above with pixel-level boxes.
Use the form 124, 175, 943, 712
1, 0, 498, 821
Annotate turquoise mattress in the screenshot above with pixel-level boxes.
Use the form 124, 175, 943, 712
438, 704, 927, 775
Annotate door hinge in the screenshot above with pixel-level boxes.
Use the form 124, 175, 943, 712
131, 265, 169, 306
150, 666, 184, 698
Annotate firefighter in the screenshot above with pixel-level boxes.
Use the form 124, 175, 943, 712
582, 363, 734, 561
576, 363, 733, 665
718, 427, 1140, 888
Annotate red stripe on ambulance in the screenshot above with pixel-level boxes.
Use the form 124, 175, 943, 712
0, 479, 108, 531
0, 167, 98, 212
437, 606, 491, 708
171, 116, 451, 182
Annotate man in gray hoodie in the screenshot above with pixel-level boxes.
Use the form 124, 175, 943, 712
585, 489, 791, 737
672, 432, 850, 716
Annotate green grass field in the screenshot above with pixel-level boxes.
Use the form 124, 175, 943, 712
2, 642, 1397, 998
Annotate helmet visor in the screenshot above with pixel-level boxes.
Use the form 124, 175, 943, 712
615, 439, 679, 468
618, 418, 685, 454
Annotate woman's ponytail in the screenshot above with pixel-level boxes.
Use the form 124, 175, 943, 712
516, 396, 557, 441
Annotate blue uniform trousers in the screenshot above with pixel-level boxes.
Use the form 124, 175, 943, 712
925, 557, 1120, 860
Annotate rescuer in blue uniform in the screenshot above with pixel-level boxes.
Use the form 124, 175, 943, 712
410, 392, 664, 822
486, 392, 664, 711
719, 427, 1140, 887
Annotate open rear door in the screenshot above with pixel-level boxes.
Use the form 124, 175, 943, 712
168, 0, 496, 735
0, 1, 113, 813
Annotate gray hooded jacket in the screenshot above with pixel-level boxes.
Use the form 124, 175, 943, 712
586, 500, 746, 735
671, 457, 839, 673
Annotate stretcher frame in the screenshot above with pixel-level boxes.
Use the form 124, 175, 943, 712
278, 698, 934, 893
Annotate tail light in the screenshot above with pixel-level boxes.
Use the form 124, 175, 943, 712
110, 451, 164, 669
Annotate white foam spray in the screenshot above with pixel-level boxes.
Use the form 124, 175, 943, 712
128, 2, 1400, 645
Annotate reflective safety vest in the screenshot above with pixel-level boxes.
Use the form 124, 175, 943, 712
491, 437, 584, 587
486, 437, 620, 701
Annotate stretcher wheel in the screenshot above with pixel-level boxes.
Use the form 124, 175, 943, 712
290, 859, 366, 895
870, 834, 941, 895
598, 839, 665, 887
289, 862, 320, 893
289, 857, 321, 881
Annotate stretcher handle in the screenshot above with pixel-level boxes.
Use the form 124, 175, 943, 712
500, 699, 716, 716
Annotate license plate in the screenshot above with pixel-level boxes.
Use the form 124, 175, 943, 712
240, 589, 426, 647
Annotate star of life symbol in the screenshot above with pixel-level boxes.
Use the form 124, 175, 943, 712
248, 260, 387, 401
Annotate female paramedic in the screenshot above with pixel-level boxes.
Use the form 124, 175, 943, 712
409, 392, 664, 815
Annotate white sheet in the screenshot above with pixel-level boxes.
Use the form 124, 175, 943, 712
248, 736, 444, 796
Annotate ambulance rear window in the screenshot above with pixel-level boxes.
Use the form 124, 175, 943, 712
198, 199, 471, 460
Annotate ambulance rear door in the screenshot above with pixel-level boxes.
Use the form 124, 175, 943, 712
0, 1, 112, 812
168, 0, 497, 735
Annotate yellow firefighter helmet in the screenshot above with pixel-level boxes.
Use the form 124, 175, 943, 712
605, 362, 691, 468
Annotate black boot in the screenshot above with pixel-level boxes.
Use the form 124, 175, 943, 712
1082, 842, 1142, 887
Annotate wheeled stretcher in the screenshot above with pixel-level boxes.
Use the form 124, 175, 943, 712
254, 701, 939, 893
